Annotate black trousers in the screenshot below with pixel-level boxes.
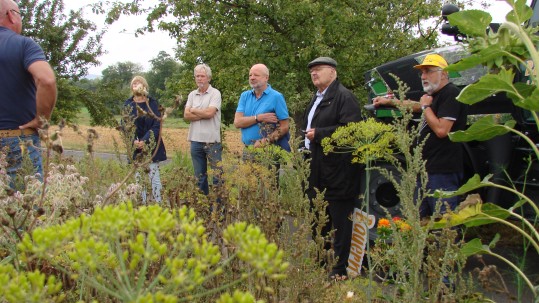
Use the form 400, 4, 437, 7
313, 197, 357, 276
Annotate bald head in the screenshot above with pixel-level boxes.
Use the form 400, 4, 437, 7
251, 64, 269, 76
0, 0, 22, 34
249, 63, 270, 92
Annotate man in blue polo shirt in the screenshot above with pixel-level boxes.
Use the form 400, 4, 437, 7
0, 0, 57, 182
233, 63, 290, 153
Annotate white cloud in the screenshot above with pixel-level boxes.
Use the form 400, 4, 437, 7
64, 0, 177, 76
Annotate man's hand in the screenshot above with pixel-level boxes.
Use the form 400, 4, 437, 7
305, 128, 315, 141
373, 96, 392, 107
257, 112, 278, 123
419, 94, 433, 107
19, 117, 40, 130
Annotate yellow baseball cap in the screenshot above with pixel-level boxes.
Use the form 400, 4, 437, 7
413, 54, 448, 69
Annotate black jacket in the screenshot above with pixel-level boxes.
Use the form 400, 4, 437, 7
302, 79, 363, 202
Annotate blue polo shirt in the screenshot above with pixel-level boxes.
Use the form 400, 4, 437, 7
236, 84, 289, 146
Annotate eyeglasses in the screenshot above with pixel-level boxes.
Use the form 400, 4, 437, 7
418, 68, 442, 77
8, 9, 22, 17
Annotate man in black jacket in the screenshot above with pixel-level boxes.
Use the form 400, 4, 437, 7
303, 57, 362, 279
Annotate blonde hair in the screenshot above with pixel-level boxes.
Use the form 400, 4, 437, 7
131, 76, 149, 96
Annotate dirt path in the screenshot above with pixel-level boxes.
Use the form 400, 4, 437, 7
56, 125, 244, 155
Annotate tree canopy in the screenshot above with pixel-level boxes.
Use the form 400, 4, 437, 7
101, 0, 481, 125
20, 0, 104, 81
19, 0, 105, 123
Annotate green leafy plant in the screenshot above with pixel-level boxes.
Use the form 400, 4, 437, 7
439, 0, 539, 299
17, 202, 288, 302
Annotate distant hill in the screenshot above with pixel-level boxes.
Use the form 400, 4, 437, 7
84, 74, 101, 80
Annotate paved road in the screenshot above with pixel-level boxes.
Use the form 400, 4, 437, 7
62, 149, 171, 164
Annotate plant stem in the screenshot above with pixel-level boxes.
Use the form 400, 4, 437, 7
486, 249, 537, 297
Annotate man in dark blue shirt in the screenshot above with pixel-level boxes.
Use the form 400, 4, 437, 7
0, 0, 57, 181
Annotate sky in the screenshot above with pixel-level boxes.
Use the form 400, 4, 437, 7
63, 1, 521, 76
63, 0, 177, 76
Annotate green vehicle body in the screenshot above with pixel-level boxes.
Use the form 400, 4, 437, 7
361, 2, 539, 228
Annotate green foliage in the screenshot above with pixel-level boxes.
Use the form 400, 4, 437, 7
216, 290, 261, 303
440, 0, 539, 299
101, 0, 451, 124
146, 51, 183, 104
18, 202, 288, 302
321, 118, 396, 164
19, 0, 104, 80
17, 0, 108, 124
0, 263, 64, 303
450, 115, 516, 142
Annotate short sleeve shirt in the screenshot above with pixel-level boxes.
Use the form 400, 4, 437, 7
236, 84, 289, 145
0, 27, 47, 129
419, 83, 467, 173
186, 85, 222, 143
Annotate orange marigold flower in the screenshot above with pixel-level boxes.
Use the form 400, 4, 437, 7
378, 218, 390, 228
399, 222, 412, 232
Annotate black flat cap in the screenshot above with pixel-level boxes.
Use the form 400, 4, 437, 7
307, 57, 337, 69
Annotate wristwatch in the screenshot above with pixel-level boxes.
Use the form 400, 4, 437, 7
421, 104, 431, 111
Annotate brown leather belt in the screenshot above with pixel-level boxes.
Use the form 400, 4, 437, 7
0, 129, 37, 138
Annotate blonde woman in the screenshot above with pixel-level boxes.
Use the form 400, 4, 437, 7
124, 76, 166, 203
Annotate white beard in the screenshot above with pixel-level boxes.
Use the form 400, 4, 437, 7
422, 81, 439, 95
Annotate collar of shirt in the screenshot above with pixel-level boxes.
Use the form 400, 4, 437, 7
250, 84, 273, 98
196, 84, 212, 95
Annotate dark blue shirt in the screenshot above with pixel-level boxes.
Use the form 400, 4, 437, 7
0, 27, 47, 129
123, 97, 167, 162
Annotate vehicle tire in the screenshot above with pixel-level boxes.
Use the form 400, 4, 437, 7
359, 162, 402, 241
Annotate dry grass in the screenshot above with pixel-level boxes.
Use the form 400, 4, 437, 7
55, 125, 244, 155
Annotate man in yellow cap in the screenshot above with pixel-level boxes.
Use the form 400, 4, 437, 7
373, 53, 467, 218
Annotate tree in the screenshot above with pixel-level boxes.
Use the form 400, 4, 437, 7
102, 0, 485, 125
18, 0, 107, 123
98, 62, 144, 115
20, 0, 104, 81
145, 51, 181, 103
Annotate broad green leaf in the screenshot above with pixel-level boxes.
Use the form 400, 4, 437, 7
481, 203, 512, 221
509, 198, 527, 211
431, 200, 483, 229
506, 0, 533, 24
461, 238, 489, 257
446, 45, 505, 72
432, 174, 496, 200
447, 10, 492, 37
513, 86, 539, 111
457, 68, 517, 105
449, 116, 516, 142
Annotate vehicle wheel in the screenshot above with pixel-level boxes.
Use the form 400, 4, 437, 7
359, 162, 402, 241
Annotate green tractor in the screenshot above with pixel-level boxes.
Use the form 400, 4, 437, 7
362, 3, 539, 237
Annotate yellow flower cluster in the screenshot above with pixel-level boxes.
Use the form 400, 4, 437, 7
321, 118, 396, 164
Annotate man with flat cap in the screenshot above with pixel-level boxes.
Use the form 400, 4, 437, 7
302, 56, 362, 280
373, 53, 467, 218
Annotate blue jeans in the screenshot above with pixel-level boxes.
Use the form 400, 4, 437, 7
419, 172, 463, 218
1, 134, 42, 183
191, 141, 223, 195
136, 162, 162, 203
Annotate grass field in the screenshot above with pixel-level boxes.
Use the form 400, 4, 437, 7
59, 108, 243, 155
